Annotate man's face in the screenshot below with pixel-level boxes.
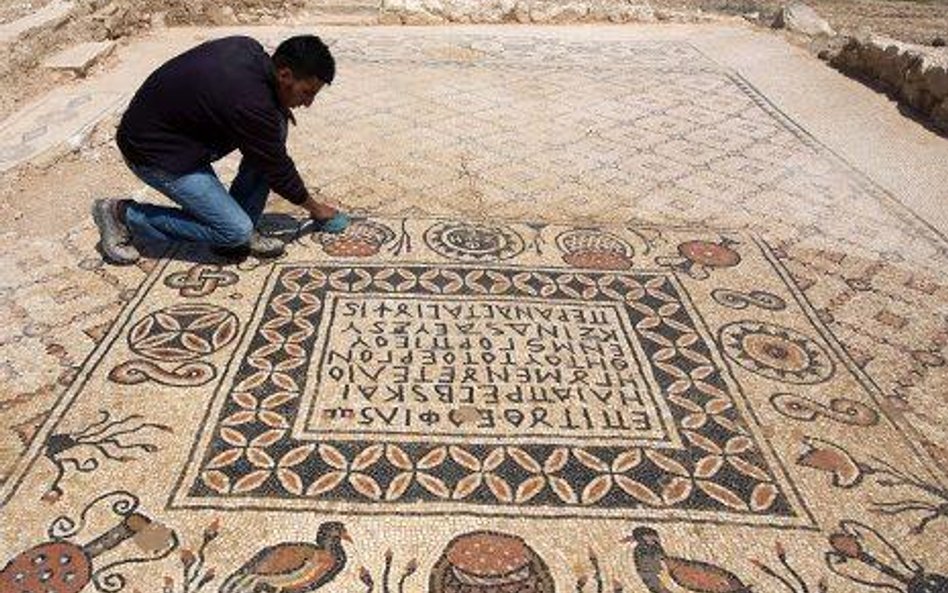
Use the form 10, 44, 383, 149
276, 67, 325, 109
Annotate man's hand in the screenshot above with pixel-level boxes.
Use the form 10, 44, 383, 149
302, 194, 338, 221
301, 193, 350, 234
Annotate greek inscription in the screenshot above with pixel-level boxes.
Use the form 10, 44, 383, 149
305, 295, 671, 445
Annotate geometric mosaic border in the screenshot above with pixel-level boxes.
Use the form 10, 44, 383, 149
173, 264, 813, 526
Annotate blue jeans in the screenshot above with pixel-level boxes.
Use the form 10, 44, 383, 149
124, 158, 269, 247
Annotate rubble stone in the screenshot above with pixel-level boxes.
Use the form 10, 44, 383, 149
832, 34, 948, 132
772, 2, 834, 37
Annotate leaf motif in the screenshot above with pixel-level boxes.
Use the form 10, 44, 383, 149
485, 474, 513, 503
271, 372, 299, 392
613, 449, 643, 473
573, 448, 609, 472
275, 357, 306, 373
247, 447, 275, 469
386, 445, 413, 470
129, 317, 154, 344
661, 477, 693, 505
306, 471, 345, 496
135, 333, 180, 352
694, 456, 724, 479
283, 343, 307, 359
725, 436, 754, 455
615, 476, 663, 506
386, 472, 413, 501
680, 413, 708, 430
201, 470, 230, 493
181, 332, 212, 356
750, 483, 778, 511
251, 429, 285, 449
714, 415, 746, 435
220, 427, 247, 447
581, 475, 613, 505
221, 411, 256, 427
261, 392, 296, 409
318, 444, 348, 470
212, 318, 239, 349
544, 448, 569, 473
549, 477, 578, 504
233, 392, 258, 409
645, 450, 690, 476
685, 431, 722, 455
234, 372, 269, 392
417, 447, 447, 470
233, 470, 270, 493
452, 474, 482, 499
140, 346, 192, 361
206, 449, 242, 469
483, 448, 506, 472
258, 410, 289, 429
697, 480, 748, 510
728, 457, 772, 482
450, 446, 481, 471
417, 473, 450, 499
508, 448, 542, 473
350, 473, 382, 500
279, 445, 315, 468
352, 445, 385, 471
189, 310, 230, 330
153, 312, 181, 331
705, 399, 732, 414
515, 476, 546, 503
278, 469, 304, 495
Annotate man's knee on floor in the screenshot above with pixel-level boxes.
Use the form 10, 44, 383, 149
210, 216, 253, 247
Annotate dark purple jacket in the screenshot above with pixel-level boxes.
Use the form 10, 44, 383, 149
117, 36, 308, 205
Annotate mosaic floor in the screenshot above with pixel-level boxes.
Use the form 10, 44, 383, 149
1, 26, 945, 593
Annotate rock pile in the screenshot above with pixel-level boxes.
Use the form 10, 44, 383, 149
832, 35, 948, 133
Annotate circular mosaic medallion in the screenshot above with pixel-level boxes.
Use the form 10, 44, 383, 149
719, 321, 834, 384
128, 304, 239, 362
678, 240, 740, 268
556, 229, 634, 270
425, 222, 525, 262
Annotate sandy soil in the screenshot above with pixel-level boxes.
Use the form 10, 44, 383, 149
0, 0, 53, 25
0, 0, 943, 125
652, 0, 948, 45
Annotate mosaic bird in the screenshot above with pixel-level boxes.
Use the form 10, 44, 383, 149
219, 522, 350, 593
429, 530, 555, 593
624, 526, 753, 593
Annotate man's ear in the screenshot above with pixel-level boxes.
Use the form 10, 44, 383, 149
275, 66, 295, 83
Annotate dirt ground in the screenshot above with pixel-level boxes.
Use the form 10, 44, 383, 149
651, 0, 947, 44
0, 0, 943, 124
0, 0, 52, 25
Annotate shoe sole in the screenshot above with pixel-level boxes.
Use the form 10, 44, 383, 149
92, 200, 139, 265
250, 246, 286, 259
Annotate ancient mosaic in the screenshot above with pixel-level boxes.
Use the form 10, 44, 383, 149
1, 30, 944, 593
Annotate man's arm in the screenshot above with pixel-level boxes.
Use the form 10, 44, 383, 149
300, 192, 339, 220
229, 102, 338, 219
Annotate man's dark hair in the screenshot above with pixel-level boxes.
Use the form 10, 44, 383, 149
273, 35, 335, 84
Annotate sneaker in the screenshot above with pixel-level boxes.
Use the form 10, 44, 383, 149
212, 231, 285, 260
249, 231, 285, 258
92, 199, 139, 265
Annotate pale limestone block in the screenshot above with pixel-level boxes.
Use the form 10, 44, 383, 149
0, 0, 73, 45
773, 2, 834, 37
42, 41, 116, 76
